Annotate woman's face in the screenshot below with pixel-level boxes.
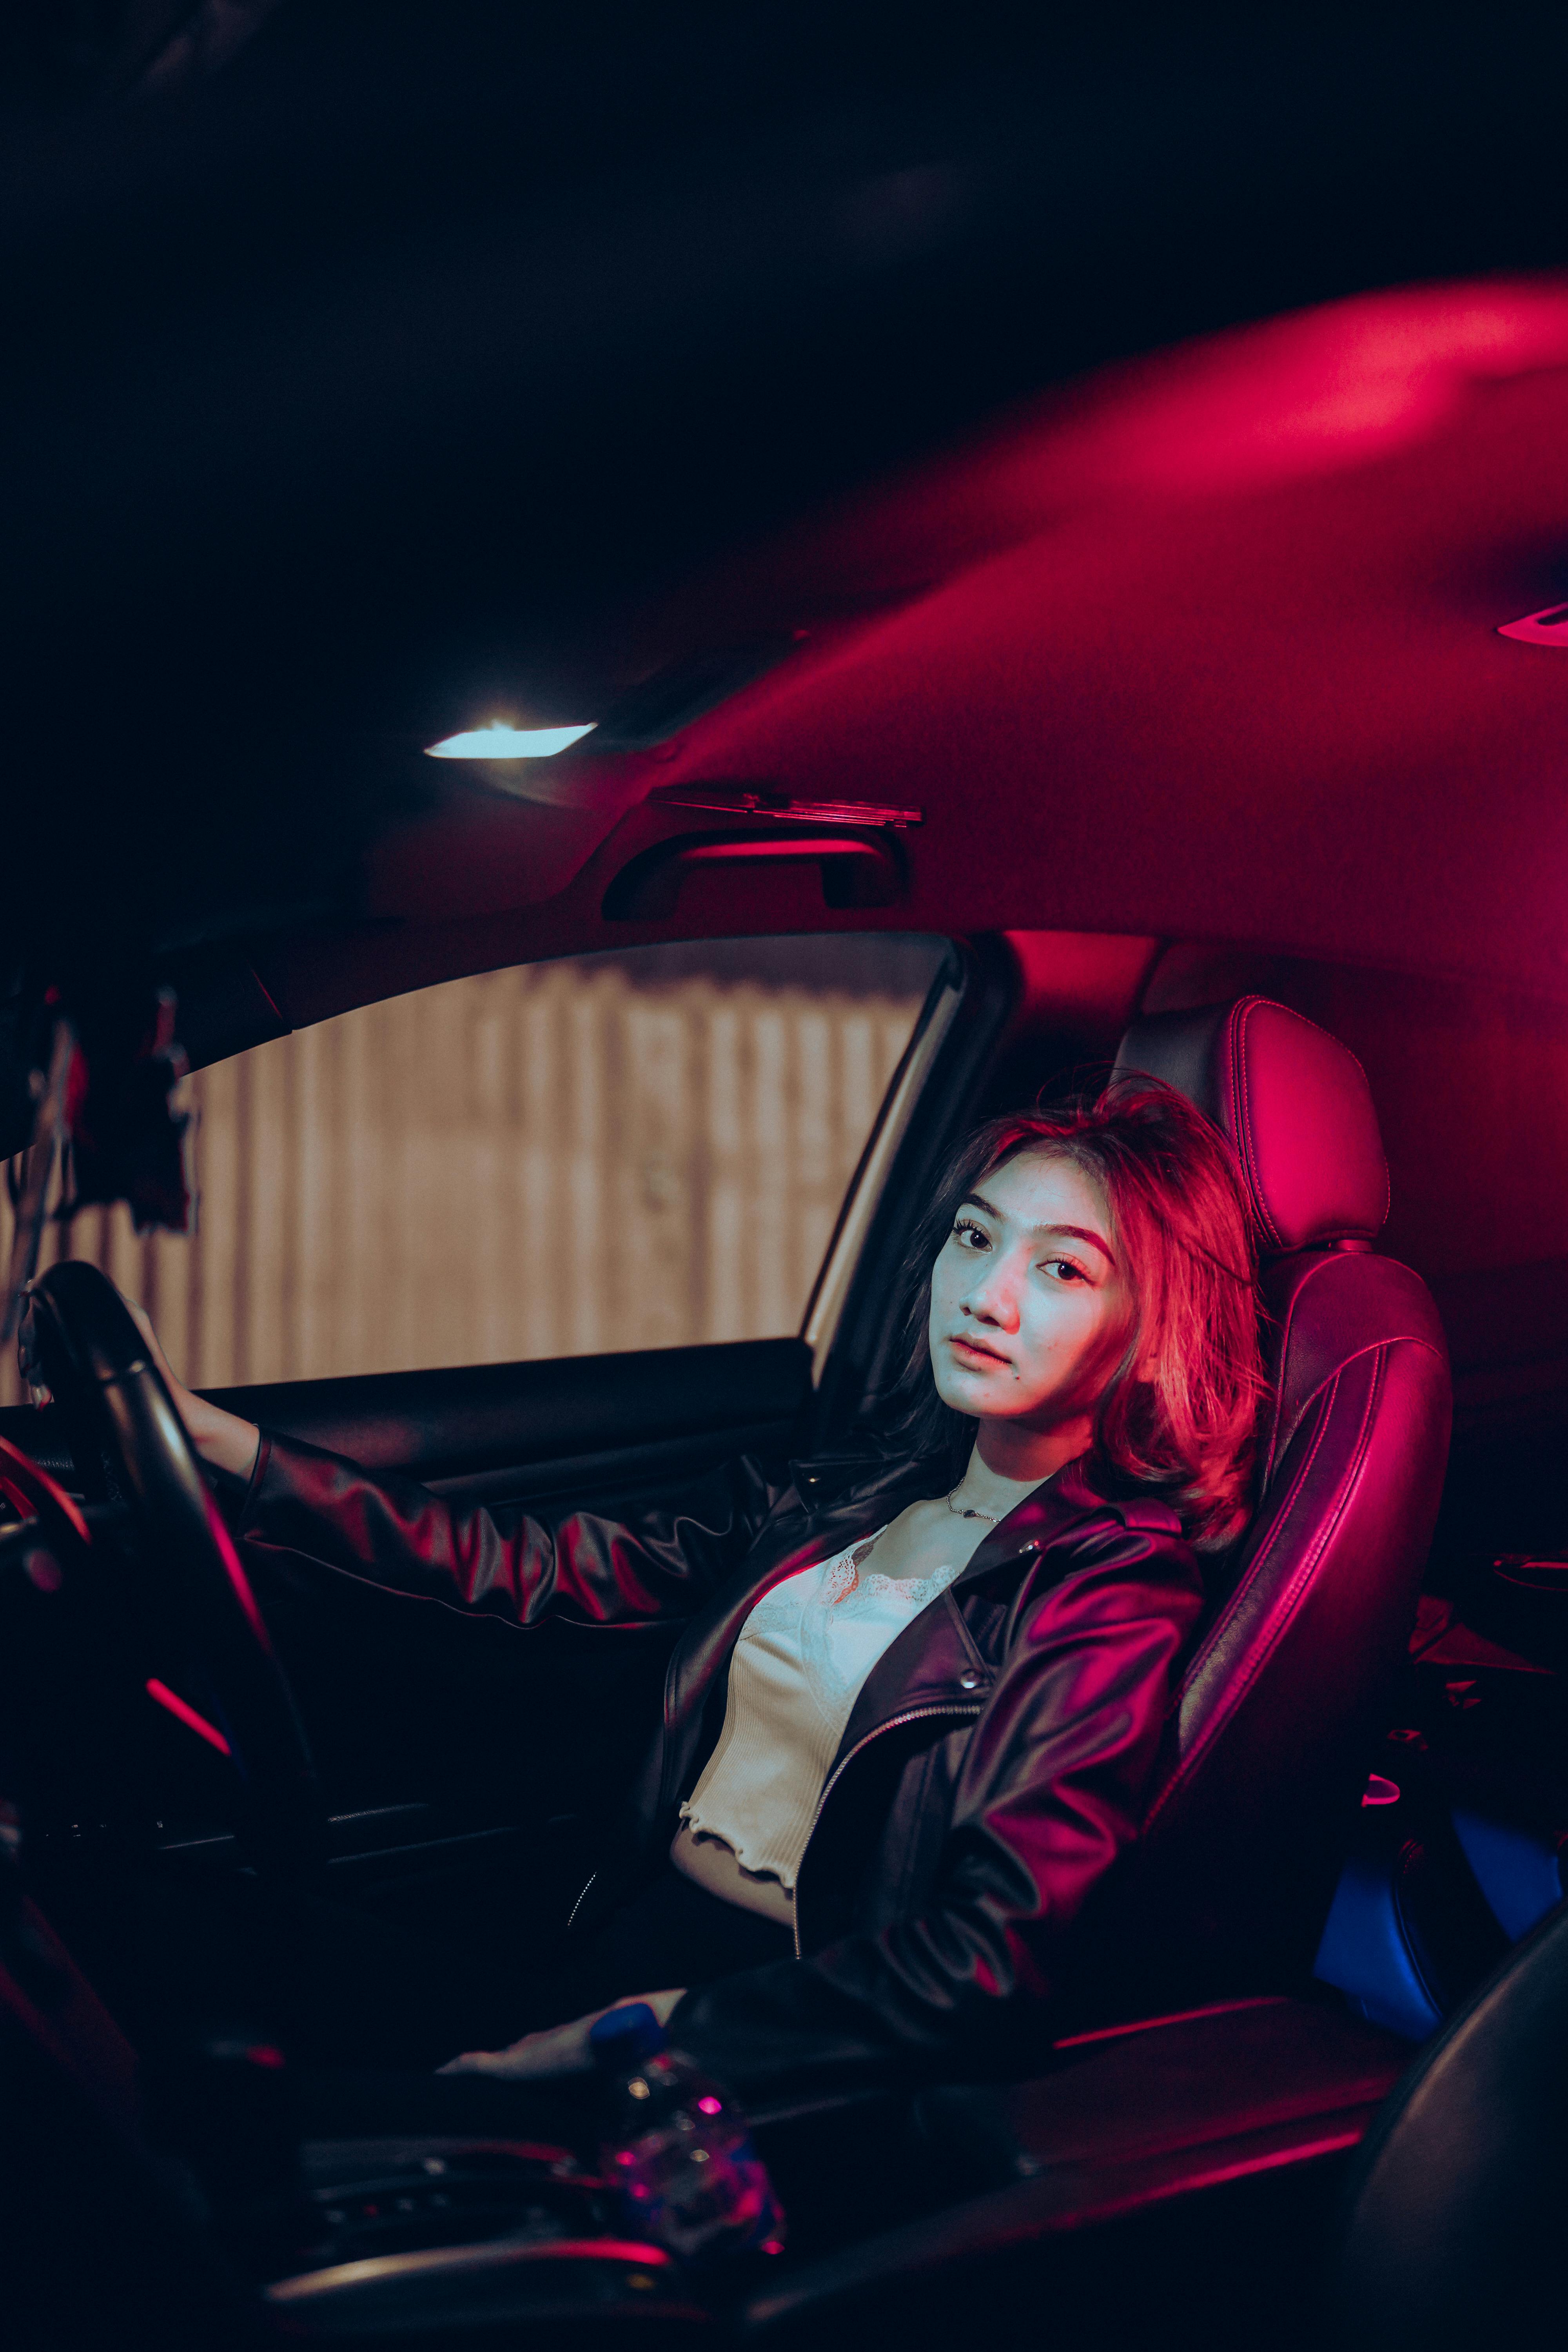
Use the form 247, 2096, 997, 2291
927, 1150, 1132, 1433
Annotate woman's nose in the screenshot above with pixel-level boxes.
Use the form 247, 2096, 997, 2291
961, 1265, 1020, 1332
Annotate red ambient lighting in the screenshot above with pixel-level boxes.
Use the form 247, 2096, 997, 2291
1001, 285, 1568, 502
145, 1678, 232, 1757
1497, 603, 1568, 646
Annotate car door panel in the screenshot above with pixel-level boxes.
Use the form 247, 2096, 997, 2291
200, 1332, 812, 1498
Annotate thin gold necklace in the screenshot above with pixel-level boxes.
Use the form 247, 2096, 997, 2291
946, 1483, 999, 1523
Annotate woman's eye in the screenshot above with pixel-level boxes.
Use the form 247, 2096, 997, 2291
952, 1218, 988, 1251
1044, 1258, 1087, 1283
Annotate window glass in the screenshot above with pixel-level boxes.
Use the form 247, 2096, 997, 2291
5, 936, 944, 1392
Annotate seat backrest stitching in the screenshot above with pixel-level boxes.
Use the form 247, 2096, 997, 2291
1259, 1248, 1323, 1490
1164, 1319, 1442, 1729
1146, 1347, 1386, 1825
1156, 1368, 1339, 1740
1268, 1326, 1446, 1490
1208, 1350, 1383, 1731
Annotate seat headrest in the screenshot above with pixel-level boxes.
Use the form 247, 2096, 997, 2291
1112, 997, 1389, 1252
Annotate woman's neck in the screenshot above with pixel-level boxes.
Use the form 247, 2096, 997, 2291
952, 1417, 1094, 1517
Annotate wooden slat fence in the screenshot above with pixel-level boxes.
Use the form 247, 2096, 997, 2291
1, 959, 924, 1401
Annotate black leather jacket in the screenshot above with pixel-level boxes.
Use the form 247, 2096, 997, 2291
233, 1431, 1205, 2095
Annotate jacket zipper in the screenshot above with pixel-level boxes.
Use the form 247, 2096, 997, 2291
792, 1700, 984, 1958
567, 1870, 598, 1931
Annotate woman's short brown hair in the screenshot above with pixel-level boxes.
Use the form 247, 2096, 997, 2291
890, 1077, 1267, 1552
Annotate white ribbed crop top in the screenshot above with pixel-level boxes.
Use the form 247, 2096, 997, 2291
673, 1528, 965, 1913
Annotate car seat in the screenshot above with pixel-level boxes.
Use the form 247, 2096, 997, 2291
1331, 1891, 1568, 2350
1066, 996, 1453, 2018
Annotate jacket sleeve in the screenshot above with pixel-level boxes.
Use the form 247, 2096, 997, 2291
667, 1512, 1205, 2095
228, 1429, 794, 1629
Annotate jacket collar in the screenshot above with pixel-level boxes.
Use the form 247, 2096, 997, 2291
949, 1454, 1112, 1583
812, 1457, 1126, 1797
786, 1447, 931, 1514
655, 1449, 937, 1786
791, 1446, 1117, 1572
658, 1450, 1132, 1802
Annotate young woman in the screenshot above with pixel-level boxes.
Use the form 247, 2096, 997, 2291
145, 1076, 1264, 2096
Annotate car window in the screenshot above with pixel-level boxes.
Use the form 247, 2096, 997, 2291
3, 937, 945, 1394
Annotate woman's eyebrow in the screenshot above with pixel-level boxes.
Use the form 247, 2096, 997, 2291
964, 1191, 1116, 1267
1034, 1221, 1117, 1267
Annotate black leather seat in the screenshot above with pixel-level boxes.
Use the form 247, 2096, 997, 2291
1067, 996, 1454, 2017
1332, 1896, 1568, 2350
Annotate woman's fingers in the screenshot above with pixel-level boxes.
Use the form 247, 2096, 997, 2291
437, 2013, 600, 2080
434, 1991, 689, 2082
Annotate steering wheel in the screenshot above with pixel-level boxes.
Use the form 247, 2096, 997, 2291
24, 1259, 325, 1877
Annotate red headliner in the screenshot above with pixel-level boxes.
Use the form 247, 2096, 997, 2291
269, 277, 1568, 1026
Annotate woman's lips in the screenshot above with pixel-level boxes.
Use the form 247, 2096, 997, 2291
947, 1333, 1009, 1368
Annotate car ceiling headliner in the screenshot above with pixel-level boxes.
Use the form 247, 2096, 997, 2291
5, 3, 1568, 1027
303, 285, 1568, 1015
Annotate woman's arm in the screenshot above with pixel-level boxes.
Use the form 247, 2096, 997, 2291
126, 1299, 261, 1479
123, 1298, 790, 1630
234, 1429, 791, 1630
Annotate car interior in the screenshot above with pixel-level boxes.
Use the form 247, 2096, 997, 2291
4, 7, 1568, 2349
4, 924, 1566, 2350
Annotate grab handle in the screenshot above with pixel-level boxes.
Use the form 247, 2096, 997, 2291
602, 830, 903, 920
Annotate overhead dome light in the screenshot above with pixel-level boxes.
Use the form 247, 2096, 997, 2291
424, 720, 597, 759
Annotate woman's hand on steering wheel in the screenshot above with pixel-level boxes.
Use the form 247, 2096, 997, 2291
25, 1259, 323, 1875
118, 1296, 261, 1484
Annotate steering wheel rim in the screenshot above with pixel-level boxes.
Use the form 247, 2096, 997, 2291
25, 1259, 325, 1877
0, 1428, 94, 1562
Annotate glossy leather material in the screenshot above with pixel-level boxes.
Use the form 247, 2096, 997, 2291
236, 1436, 1202, 2095
1333, 1898, 1568, 2350
233, 991, 1448, 2072
1115, 996, 1390, 1250
233, 1428, 795, 1631
1084, 1004, 1452, 2013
